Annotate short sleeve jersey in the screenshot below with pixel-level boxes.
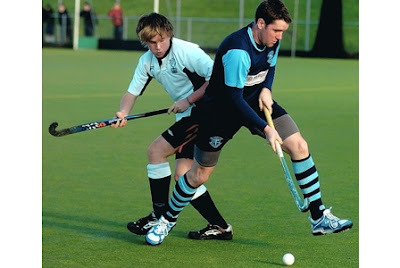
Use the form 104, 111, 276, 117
127, 38, 213, 121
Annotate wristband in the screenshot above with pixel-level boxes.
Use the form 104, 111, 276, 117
186, 97, 193, 105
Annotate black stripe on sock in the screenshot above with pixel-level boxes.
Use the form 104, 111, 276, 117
303, 188, 320, 199
291, 154, 311, 162
298, 177, 319, 190
170, 191, 185, 209
295, 166, 317, 181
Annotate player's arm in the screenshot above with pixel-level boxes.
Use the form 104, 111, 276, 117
223, 49, 267, 130
187, 80, 208, 104
169, 47, 213, 114
258, 86, 273, 113
229, 86, 267, 130
259, 43, 279, 112
111, 92, 138, 128
258, 63, 275, 112
185, 44, 213, 105
168, 80, 209, 114
112, 53, 153, 126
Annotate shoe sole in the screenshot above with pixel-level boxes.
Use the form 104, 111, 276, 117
145, 239, 163, 246
145, 239, 162, 246
188, 233, 233, 240
127, 223, 152, 235
312, 223, 353, 236
127, 229, 148, 235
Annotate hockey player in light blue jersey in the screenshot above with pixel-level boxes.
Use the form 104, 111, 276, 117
111, 12, 233, 241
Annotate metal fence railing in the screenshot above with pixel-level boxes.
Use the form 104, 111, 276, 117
43, 15, 359, 54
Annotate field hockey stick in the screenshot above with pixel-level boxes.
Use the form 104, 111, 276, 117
263, 108, 309, 212
49, 108, 169, 137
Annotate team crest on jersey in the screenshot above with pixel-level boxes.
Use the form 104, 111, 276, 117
209, 136, 223, 148
169, 58, 177, 73
267, 51, 274, 64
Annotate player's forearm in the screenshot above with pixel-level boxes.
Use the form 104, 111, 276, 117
119, 92, 137, 115
187, 81, 209, 104
228, 86, 267, 131
263, 66, 275, 91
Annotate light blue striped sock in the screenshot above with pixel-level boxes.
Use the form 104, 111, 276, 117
166, 174, 197, 221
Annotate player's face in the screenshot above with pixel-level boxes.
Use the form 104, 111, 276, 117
260, 19, 289, 48
147, 34, 171, 59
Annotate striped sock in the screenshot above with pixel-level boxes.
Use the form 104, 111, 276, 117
292, 154, 325, 220
165, 174, 197, 222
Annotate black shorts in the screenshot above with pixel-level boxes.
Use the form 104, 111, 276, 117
195, 101, 289, 152
161, 108, 200, 160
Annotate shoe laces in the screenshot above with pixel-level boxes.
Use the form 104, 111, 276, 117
143, 220, 159, 229
324, 207, 339, 221
153, 218, 170, 235
201, 224, 223, 233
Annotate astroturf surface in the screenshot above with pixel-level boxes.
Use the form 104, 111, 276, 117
42, 48, 358, 267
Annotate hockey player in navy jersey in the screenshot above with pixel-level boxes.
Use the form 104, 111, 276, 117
146, 0, 353, 246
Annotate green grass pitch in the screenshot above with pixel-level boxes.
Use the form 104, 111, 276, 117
42, 48, 358, 267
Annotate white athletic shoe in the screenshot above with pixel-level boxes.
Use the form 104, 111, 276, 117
145, 215, 176, 245
309, 207, 353, 236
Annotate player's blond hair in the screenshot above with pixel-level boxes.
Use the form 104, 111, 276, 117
136, 13, 174, 46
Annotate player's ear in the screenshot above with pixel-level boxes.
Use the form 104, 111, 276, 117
256, 18, 265, 29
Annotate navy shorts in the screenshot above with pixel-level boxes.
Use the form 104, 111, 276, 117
195, 101, 288, 152
161, 109, 200, 160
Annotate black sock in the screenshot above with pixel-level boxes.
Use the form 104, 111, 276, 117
190, 191, 228, 229
149, 176, 171, 218
309, 199, 324, 220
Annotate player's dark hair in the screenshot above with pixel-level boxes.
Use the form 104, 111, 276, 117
136, 12, 174, 45
255, 0, 292, 25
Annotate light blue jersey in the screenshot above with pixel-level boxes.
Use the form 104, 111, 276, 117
127, 38, 213, 121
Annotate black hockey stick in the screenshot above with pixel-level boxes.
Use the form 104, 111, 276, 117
49, 108, 169, 137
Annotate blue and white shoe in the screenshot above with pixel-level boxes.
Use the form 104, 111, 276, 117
309, 207, 353, 236
145, 215, 176, 245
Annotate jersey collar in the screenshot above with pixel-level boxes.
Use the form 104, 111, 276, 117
247, 22, 266, 52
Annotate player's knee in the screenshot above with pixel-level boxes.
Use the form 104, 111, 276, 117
147, 138, 173, 161
147, 144, 157, 159
283, 136, 309, 157
187, 166, 212, 187
173, 173, 180, 182
292, 138, 309, 156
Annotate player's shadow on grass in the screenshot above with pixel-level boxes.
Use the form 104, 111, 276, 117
42, 210, 147, 245
171, 229, 270, 248
43, 211, 273, 248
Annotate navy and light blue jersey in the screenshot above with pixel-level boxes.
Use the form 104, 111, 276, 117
127, 38, 213, 121
206, 23, 280, 131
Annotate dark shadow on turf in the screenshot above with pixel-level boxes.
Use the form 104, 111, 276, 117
43, 211, 276, 248
170, 230, 270, 248
254, 259, 284, 266
42, 210, 148, 245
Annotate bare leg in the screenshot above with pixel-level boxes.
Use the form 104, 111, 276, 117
281, 132, 324, 219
